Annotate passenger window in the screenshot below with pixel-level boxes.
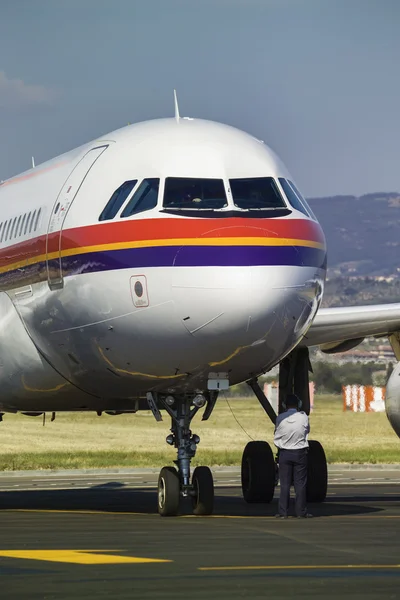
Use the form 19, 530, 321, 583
279, 178, 316, 219
10, 217, 17, 240
5, 219, 12, 241
29, 210, 36, 233
24, 212, 31, 235
121, 179, 159, 218
19, 214, 26, 236
229, 177, 286, 210
15, 215, 22, 237
163, 178, 227, 210
99, 180, 137, 221
34, 208, 41, 231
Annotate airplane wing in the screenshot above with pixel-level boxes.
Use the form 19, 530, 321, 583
301, 303, 400, 353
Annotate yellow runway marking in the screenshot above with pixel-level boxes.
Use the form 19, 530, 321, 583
199, 564, 400, 572
0, 549, 171, 565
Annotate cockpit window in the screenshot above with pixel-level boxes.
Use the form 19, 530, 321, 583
229, 177, 287, 210
279, 178, 316, 219
99, 180, 137, 221
163, 178, 227, 210
120, 178, 159, 218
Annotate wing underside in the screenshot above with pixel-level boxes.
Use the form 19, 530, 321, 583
301, 303, 400, 354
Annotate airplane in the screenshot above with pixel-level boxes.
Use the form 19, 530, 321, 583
0, 97, 399, 517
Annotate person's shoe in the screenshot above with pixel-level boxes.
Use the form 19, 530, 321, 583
297, 513, 313, 518
275, 514, 288, 519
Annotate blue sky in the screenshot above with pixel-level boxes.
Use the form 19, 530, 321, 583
0, 0, 398, 197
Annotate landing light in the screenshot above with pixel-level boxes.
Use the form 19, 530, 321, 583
166, 434, 175, 445
165, 395, 175, 406
193, 394, 206, 408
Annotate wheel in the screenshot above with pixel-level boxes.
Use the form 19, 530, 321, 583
306, 440, 328, 503
192, 466, 214, 515
158, 466, 180, 516
241, 441, 275, 503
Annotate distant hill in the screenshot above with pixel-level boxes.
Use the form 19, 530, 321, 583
321, 276, 400, 307
307, 192, 400, 278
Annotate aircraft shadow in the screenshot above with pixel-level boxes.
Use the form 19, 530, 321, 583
0, 483, 390, 517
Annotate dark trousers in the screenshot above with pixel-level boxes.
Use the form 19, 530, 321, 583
278, 448, 308, 517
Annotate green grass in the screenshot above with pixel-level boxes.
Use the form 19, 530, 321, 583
0, 450, 243, 471
0, 394, 398, 470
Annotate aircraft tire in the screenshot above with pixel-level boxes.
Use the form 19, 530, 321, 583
241, 441, 275, 503
306, 440, 328, 503
158, 466, 180, 516
192, 466, 214, 515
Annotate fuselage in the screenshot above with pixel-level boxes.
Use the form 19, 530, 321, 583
0, 117, 326, 412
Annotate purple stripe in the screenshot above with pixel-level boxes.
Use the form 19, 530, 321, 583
61, 245, 327, 275
0, 245, 326, 291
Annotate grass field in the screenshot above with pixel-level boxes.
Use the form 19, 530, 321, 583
0, 395, 398, 470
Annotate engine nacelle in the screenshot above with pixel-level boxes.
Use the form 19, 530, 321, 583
385, 362, 400, 438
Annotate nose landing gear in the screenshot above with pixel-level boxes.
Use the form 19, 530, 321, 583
148, 392, 217, 517
158, 466, 180, 517
191, 465, 214, 515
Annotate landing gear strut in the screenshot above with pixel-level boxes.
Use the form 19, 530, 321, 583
279, 348, 328, 503
148, 392, 217, 517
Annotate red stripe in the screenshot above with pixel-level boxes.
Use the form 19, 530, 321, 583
0, 217, 325, 270
61, 218, 325, 251
0, 236, 46, 270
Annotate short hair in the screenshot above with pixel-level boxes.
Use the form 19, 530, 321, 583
285, 394, 300, 408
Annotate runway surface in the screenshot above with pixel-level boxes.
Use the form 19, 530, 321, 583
0, 467, 399, 599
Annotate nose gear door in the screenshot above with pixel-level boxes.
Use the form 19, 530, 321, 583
46, 145, 108, 289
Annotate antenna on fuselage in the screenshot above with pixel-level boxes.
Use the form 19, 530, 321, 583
173, 89, 180, 123
31, 156, 35, 169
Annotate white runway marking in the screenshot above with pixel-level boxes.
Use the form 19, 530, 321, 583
0, 468, 398, 492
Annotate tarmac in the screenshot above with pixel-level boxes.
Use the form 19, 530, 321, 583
0, 467, 399, 600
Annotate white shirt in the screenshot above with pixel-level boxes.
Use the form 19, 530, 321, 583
274, 408, 310, 450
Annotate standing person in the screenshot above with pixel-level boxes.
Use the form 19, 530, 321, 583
274, 393, 313, 519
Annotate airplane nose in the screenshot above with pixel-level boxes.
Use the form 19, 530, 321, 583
171, 264, 319, 362
172, 265, 255, 337
169, 223, 323, 355
170, 224, 277, 344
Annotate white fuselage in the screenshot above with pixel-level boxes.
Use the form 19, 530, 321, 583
0, 118, 326, 412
